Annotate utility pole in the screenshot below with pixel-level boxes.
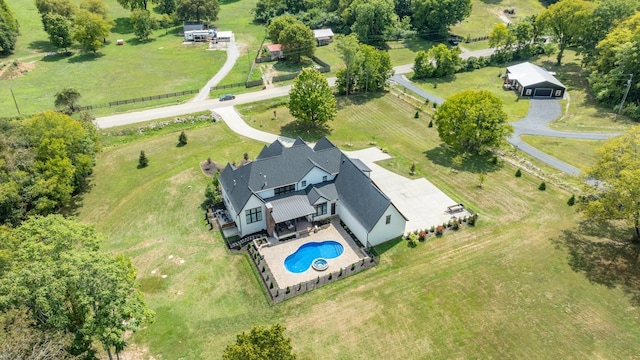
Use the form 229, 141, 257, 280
619, 73, 633, 115
10, 88, 20, 115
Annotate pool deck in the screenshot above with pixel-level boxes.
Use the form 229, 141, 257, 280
259, 222, 366, 289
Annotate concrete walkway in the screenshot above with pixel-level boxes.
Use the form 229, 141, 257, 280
193, 36, 240, 102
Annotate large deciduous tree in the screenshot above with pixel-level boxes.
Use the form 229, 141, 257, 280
278, 22, 315, 64
0, 0, 19, 55
0, 215, 154, 359
336, 39, 393, 94
222, 324, 297, 360
581, 127, 640, 241
35, 0, 75, 31
73, 9, 113, 53
411, 0, 472, 38
54, 87, 81, 113
335, 34, 361, 96
489, 23, 515, 62
116, 0, 149, 10
176, 0, 220, 23
435, 90, 513, 155
413, 44, 461, 79
288, 68, 336, 130
266, 15, 297, 42
43, 13, 74, 52
80, 0, 108, 18
130, 9, 154, 41
348, 0, 395, 47
537, 0, 595, 65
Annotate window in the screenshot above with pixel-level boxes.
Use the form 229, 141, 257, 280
245, 207, 262, 224
322, 175, 328, 182
274, 184, 295, 196
555, 90, 562, 97
525, 89, 532, 96
315, 202, 327, 216
385, 215, 391, 224
301, 180, 307, 188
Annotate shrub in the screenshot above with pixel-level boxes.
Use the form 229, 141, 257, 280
414, 111, 419, 119
410, 162, 416, 175
452, 220, 460, 230
261, 265, 265, 273
328, 273, 333, 280
567, 194, 575, 206
492, 156, 498, 165
407, 233, 418, 247
428, 119, 433, 128
425, 98, 430, 105
270, 282, 273, 289
138, 150, 149, 168
435, 225, 445, 236
286, 286, 290, 294
515, 169, 522, 177
418, 230, 427, 241
468, 213, 478, 226
433, 103, 437, 109
178, 130, 187, 146
539, 181, 546, 191
429, 225, 435, 233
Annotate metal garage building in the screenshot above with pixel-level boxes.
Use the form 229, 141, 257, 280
505, 62, 566, 98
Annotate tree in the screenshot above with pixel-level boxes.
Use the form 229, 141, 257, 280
537, 0, 595, 65
411, 0, 472, 38
580, 127, 640, 241
222, 324, 296, 360
288, 68, 337, 130
278, 22, 315, 64
413, 44, 461, 79
176, 0, 220, 23
434, 90, 513, 155
80, 0, 107, 18
0, 0, 19, 55
73, 9, 113, 53
43, 13, 74, 52
335, 34, 361, 95
348, 0, 395, 46
54, 88, 81, 113
356, 44, 393, 92
267, 15, 297, 42
139, 150, 149, 168
155, 0, 176, 14
489, 23, 515, 62
131, 9, 154, 41
116, 0, 149, 10
178, 130, 188, 146
0, 215, 154, 359
35, 0, 75, 31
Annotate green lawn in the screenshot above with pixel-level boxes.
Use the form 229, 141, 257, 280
411, 66, 530, 122
521, 135, 603, 171
75, 93, 640, 358
452, 0, 545, 38
387, 38, 439, 66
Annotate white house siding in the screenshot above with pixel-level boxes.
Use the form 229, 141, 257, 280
366, 205, 406, 247
298, 167, 334, 189
220, 186, 236, 217
336, 202, 368, 245
311, 200, 332, 222
238, 195, 266, 236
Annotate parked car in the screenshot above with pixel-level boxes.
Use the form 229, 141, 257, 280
219, 94, 235, 101
448, 38, 459, 46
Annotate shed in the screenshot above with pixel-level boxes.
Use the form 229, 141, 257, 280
216, 31, 233, 42
265, 44, 283, 60
313, 28, 334, 46
505, 62, 566, 98
184, 29, 215, 42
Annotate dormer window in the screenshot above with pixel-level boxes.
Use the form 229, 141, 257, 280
322, 176, 327, 182
301, 180, 307, 188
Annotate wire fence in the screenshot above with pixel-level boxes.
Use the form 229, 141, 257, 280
77, 89, 199, 111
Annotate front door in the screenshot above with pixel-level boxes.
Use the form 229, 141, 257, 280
331, 202, 336, 215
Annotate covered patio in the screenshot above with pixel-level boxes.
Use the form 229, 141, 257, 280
266, 194, 316, 240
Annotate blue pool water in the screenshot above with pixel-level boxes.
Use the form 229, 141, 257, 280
284, 241, 344, 273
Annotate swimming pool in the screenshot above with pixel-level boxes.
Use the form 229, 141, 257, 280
284, 241, 344, 273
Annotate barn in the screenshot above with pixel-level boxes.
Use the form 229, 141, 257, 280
505, 62, 566, 98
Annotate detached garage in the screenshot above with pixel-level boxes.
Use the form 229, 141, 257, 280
505, 62, 566, 98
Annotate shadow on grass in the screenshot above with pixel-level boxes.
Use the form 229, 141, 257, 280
28, 40, 57, 53
138, 276, 169, 294
552, 220, 640, 305
373, 236, 403, 255
335, 92, 386, 110
67, 52, 105, 63
40, 51, 75, 62
424, 144, 502, 174
127, 37, 157, 46
280, 121, 330, 142
412, 74, 457, 89
111, 17, 133, 34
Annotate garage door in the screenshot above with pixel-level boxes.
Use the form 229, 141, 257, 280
534, 88, 552, 97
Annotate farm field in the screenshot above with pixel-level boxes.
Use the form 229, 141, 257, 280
76, 93, 640, 359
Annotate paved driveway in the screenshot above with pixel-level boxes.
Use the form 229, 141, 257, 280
346, 148, 470, 233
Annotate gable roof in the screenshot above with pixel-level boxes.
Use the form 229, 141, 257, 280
334, 155, 394, 232
306, 182, 338, 204
313, 28, 334, 39
506, 62, 565, 89
256, 140, 284, 160
313, 137, 336, 151
266, 44, 282, 52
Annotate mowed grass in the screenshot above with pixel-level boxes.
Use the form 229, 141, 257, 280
411, 66, 530, 121
75, 93, 640, 358
521, 135, 603, 171
452, 0, 545, 38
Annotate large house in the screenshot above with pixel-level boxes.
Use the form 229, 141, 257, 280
219, 137, 407, 247
505, 62, 566, 98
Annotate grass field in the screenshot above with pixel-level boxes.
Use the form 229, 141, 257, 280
411, 66, 531, 122
521, 136, 603, 171
452, 0, 545, 38
76, 93, 640, 358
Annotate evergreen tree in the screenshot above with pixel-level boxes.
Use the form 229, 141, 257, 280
138, 150, 149, 168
